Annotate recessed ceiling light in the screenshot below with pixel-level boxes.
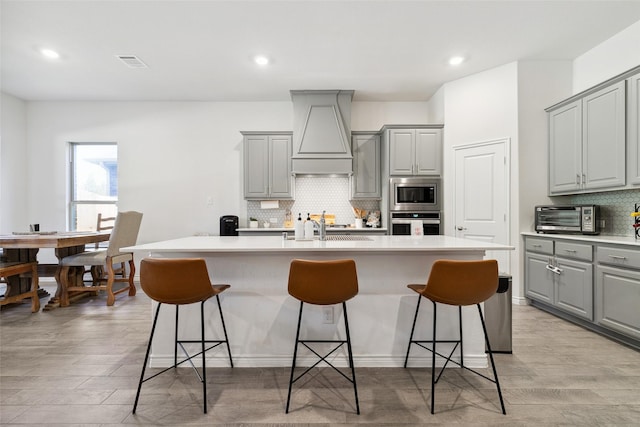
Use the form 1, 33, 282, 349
41, 48, 60, 59
449, 56, 465, 66
254, 55, 269, 66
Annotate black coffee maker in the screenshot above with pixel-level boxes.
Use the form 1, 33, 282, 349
219, 215, 239, 236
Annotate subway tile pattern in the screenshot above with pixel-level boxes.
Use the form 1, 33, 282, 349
571, 188, 640, 236
247, 177, 380, 227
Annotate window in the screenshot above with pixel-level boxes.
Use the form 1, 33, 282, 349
69, 143, 118, 231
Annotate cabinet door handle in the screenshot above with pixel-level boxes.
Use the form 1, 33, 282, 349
576, 174, 580, 185
563, 249, 577, 253
608, 255, 627, 260
532, 244, 542, 247
545, 264, 562, 275
582, 174, 586, 185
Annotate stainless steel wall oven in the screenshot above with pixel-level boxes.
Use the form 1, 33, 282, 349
390, 211, 441, 235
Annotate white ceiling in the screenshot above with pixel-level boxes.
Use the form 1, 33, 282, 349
2, 0, 640, 102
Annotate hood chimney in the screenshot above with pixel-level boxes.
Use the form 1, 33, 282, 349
290, 90, 354, 175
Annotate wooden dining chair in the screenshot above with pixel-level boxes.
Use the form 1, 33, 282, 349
86, 213, 125, 281
60, 211, 143, 306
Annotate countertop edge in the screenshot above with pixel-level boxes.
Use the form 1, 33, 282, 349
521, 231, 640, 247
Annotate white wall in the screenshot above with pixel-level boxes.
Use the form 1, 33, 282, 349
573, 20, 640, 93
1, 93, 28, 233
426, 86, 445, 124
441, 62, 520, 293
23, 101, 292, 246
16, 100, 427, 247
351, 101, 429, 130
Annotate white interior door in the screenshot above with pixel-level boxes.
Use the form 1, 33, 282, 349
454, 139, 510, 272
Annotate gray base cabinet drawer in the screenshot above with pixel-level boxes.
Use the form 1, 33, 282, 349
556, 241, 593, 262
525, 238, 554, 255
597, 246, 640, 270
596, 265, 640, 340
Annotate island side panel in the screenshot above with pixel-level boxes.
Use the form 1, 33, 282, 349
144, 250, 489, 368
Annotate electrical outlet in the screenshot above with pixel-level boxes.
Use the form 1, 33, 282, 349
322, 306, 334, 324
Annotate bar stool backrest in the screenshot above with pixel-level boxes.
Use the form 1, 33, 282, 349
422, 259, 499, 306
288, 259, 358, 305
140, 258, 215, 305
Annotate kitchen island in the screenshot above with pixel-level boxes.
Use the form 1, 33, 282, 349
125, 235, 513, 368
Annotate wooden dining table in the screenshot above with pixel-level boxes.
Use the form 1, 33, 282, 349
0, 231, 110, 310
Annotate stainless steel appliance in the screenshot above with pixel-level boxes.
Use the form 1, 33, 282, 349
485, 274, 512, 354
389, 177, 440, 212
390, 211, 441, 235
535, 205, 599, 234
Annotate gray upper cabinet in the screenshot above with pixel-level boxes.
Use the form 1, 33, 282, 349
350, 132, 381, 199
242, 132, 293, 200
627, 72, 640, 185
388, 127, 442, 176
582, 81, 626, 190
548, 80, 626, 195
549, 100, 582, 193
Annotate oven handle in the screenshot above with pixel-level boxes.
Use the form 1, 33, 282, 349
391, 219, 441, 225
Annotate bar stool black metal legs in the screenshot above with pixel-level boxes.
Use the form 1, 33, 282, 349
133, 258, 233, 414
285, 259, 360, 414
286, 300, 359, 414
404, 259, 506, 415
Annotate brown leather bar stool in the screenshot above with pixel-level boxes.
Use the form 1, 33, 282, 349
133, 258, 233, 414
404, 259, 506, 415
286, 259, 360, 414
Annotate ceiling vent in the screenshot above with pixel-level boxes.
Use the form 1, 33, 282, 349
116, 55, 148, 68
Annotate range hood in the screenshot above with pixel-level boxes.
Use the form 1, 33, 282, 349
290, 90, 354, 175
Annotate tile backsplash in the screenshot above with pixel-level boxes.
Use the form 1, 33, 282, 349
570, 188, 640, 236
247, 176, 381, 228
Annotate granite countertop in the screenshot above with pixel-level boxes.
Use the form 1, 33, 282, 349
521, 231, 640, 246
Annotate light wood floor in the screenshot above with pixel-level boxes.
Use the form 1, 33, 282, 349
1, 283, 639, 426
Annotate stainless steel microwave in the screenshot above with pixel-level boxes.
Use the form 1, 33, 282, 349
389, 177, 441, 211
535, 205, 600, 234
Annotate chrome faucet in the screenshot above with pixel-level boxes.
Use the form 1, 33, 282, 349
312, 210, 327, 241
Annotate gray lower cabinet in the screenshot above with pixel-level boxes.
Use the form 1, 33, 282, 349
350, 132, 381, 199
242, 132, 293, 200
524, 237, 593, 321
525, 234, 640, 348
554, 256, 593, 320
595, 246, 640, 340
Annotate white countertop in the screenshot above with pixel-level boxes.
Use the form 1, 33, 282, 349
236, 227, 387, 232
125, 235, 514, 254
521, 231, 640, 247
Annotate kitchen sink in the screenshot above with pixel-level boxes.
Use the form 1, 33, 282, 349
323, 235, 372, 241
286, 235, 373, 241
